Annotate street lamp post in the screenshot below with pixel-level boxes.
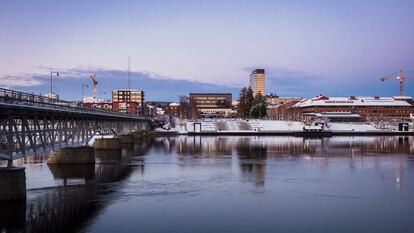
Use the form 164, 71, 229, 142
82, 84, 89, 103
100, 91, 107, 99
50, 71, 59, 99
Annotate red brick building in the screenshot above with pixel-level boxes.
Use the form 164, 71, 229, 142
288, 95, 414, 121
166, 102, 181, 118
112, 89, 145, 115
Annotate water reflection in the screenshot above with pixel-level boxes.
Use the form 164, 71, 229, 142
1, 136, 414, 233
149, 136, 414, 188
0, 140, 149, 233
154, 136, 414, 157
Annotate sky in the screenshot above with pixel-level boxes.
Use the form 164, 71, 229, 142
1, 0, 414, 101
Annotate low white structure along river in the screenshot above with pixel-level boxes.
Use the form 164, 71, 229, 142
161, 119, 412, 134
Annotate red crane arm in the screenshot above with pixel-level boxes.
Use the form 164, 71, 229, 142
90, 75, 98, 84
380, 77, 399, 81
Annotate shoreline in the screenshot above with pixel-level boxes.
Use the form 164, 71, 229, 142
156, 130, 414, 137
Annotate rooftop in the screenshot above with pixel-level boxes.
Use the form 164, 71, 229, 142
251, 69, 265, 74
292, 96, 413, 108
189, 93, 232, 96
112, 89, 143, 92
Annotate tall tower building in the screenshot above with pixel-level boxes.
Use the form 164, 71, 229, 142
250, 69, 265, 97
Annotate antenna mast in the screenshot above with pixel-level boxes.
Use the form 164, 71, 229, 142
128, 56, 131, 89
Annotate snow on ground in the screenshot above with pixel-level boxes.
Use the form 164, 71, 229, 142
171, 119, 307, 133
327, 123, 379, 132
162, 118, 404, 134
88, 134, 114, 146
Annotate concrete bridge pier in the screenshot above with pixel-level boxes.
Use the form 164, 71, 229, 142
0, 167, 26, 200
132, 131, 145, 140
94, 138, 122, 150
47, 146, 95, 164
119, 135, 134, 146
94, 138, 123, 163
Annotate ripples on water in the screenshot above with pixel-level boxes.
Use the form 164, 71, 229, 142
1, 136, 414, 233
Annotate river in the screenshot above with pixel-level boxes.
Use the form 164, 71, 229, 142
1, 136, 414, 233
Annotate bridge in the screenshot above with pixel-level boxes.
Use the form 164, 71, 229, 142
0, 87, 150, 167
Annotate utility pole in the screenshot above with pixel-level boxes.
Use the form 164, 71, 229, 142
82, 84, 89, 103
128, 56, 131, 89
50, 71, 59, 100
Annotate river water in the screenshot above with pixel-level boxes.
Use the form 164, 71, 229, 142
1, 136, 414, 233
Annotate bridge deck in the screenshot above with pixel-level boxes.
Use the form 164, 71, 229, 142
0, 87, 150, 121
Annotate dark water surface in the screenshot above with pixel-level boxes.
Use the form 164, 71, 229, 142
1, 136, 414, 233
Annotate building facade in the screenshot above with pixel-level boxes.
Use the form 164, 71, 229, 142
166, 102, 181, 118
82, 101, 112, 110
82, 96, 113, 110
250, 69, 265, 97
266, 95, 303, 120
267, 100, 302, 120
266, 95, 302, 106
289, 95, 414, 121
189, 93, 232, 118
112, 89, 145, 115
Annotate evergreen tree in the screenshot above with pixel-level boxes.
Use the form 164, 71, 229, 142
246, 87, 254, 114
251, 92, 268, 119
238, 87, 260, 118
237, 87, 248, 118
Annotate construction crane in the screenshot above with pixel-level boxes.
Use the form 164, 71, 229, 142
380, 70, 414, 96
90, 74, 98, 99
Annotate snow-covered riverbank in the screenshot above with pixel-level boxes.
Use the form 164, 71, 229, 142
160, 119, 412, 135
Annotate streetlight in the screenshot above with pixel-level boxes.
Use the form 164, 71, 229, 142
82, 84, 89, 102
100, 91, 107, 99
50, 71, 59, 98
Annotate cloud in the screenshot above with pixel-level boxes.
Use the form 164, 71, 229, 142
2, 66, 408, 101
0, 74, 44, 88
1, 67, 240, 101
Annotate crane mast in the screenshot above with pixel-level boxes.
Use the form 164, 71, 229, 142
90, 74, 98, 100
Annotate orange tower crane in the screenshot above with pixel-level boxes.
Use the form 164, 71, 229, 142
380, 70, 414, 96
90, 74, 98, 99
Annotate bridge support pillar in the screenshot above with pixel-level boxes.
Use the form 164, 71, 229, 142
119, 135, 134, 145
47, 146, 95, 164
94, 138, 123, 163
132, 131, 145, 140
0, 167, 26, 200
93, 138, 122, 150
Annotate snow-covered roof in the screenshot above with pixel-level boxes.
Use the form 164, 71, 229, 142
303, 112, 362, 118
292, 96, 413, 108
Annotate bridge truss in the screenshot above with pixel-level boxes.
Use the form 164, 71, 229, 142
0, 88, 149, 166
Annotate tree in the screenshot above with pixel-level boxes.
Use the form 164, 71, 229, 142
237, 87, 256, 118
250, 92, 268, 119
246, 87, 254, 113
237, 87, 248, 118
179, 95, 190, 119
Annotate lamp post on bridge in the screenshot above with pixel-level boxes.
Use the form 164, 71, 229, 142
100, 91, 107, 100
50, 71, 59, 100
82, 84, 89, 103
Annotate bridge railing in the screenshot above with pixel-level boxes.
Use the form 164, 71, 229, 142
0, 87, 72, 105
0, 87, 147, 119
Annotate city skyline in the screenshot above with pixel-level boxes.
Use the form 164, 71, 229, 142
1, 0, 414, 100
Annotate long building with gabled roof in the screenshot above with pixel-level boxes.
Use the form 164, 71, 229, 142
288, 95, 414, 120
